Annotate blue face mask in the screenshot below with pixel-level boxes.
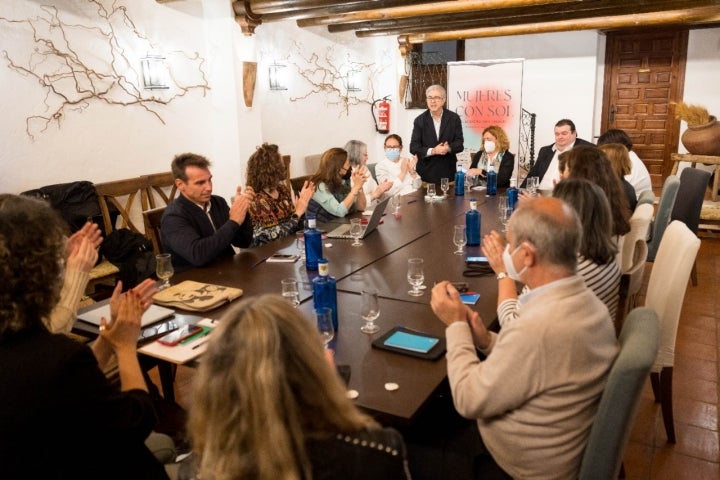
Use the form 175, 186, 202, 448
385, 148, 401, 161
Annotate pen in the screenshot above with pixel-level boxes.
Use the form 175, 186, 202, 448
251, 257, 268, 268
192, 337, 211, 350
407, 199, 417, 204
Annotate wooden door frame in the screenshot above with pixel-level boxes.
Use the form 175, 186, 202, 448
600, 28, 688, 182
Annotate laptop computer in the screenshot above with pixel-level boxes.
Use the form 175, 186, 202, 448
326, 197, 390, 239
77, 302, 175, 328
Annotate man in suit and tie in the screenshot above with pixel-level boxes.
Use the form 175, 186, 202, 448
410, 85, 464, 185
522, 118, 594, 190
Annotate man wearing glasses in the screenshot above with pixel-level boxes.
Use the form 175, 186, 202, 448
410, 85, 464, 185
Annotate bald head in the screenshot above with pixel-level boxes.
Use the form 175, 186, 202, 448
509, 197, 581, 272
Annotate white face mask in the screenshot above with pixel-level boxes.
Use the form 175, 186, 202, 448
502, 243, 527, 281
483, 140, 496, 153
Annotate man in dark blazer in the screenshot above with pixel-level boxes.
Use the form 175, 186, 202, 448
410, 85, 464, 185
522, 118, 594, 189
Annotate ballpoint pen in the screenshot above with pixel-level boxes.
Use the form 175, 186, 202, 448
192, 337, 211, 350
251, 257, 268, 268
407, 199, 417, 204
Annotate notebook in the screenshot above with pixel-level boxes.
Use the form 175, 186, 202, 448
77, 303, 175, 327
326, 197, 390, 239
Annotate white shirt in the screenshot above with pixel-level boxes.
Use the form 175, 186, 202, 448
538, 141, 577, 191
625, 150, 653, 198
375, 156, 421, 197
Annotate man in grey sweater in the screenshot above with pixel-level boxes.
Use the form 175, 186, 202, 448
431, 197, 618, 479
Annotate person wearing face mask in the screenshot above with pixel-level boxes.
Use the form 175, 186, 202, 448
374, 134, 422, 197
429, 197, 618, 480
306, 147, 367, 222
467, 125, 515, 188
344, 140, 393, 208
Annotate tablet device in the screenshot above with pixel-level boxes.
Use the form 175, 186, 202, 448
371, 326, 446, 360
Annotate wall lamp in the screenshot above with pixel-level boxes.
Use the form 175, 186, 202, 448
269, 63, 287, 91
141, 54, 169, 90
346, 69, 361, 92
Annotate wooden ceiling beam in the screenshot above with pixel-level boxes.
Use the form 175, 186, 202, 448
297, 0, 578, 27
346, 0, 719, 36
247, 0, 432, 17
398, 6, 720, 45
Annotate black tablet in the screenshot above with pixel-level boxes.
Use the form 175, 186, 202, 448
371, 326, 446, 360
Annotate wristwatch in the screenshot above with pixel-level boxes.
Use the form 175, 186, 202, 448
496, 272, 509, 280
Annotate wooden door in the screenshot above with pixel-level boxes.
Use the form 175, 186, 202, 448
601, 29, 688, 189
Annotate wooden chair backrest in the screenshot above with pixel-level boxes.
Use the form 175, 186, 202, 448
282, 155, 292, 193
289, 175, 313, 199
94, 177, 149, 235
142, 172, 177, 209
143, 206, 166, 255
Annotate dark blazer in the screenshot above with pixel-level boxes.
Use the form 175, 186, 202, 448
0, 327, 168, 479
522, 138, 595, 187
410, 108, 464, 185
162, 194, 253, 272
470, 150, 516, 188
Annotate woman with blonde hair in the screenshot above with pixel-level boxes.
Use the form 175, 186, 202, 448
597, 143, 638, 211
307, 147, 368, 222
186, 295, 410, 480
468, 125, 515, 188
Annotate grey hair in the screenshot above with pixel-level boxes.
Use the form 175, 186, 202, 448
343, 140, 367, 167
425, 84, 446, 98
509, 199, 581, 272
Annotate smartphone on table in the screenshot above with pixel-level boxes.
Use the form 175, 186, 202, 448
466, 256, 489, 265
157, 324, 203, 346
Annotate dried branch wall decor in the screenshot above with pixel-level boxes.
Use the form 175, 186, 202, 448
0, 1, 210, 140
283, 41, 388, 116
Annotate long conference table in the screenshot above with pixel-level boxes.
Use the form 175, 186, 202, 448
76, 186, 506, 425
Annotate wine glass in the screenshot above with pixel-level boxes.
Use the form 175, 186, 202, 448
360, 289, 380, 334
527, 176, 539, 196
316, 307, 334, 348
453, 225, 467, 255
281, 278, 300, 307
407, 257, 425, 296
155, 253, 174, 290
498, 196, 511, 232
440, 178, 449, 197
295, 231, 306, 263
349, 218, 364, 247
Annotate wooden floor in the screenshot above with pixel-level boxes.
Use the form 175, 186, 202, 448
151, 234, 720, 479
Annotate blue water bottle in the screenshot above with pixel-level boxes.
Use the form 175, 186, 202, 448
466, 198, 481, 246
486, 163, 497, 196
454, 163, 465, 196
507, 178, 519, 214
312, 258, 338, 330
304, 215, 322, 271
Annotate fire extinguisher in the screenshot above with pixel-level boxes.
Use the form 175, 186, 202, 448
372, 96, 391, 134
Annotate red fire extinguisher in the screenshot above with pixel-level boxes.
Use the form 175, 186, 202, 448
372, 96, 391, 134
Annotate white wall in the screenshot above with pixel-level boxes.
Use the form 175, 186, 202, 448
1, 0, 718, 196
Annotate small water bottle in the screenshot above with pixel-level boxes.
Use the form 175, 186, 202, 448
466, 198, 481, 246
486, 163, 497, 196
312, 259, 338, 330
454, 163, 465, 196
507, 178, 519, 214
304, 216, 322, 271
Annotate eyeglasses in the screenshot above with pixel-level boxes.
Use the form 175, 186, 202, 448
426, 96, 444, 101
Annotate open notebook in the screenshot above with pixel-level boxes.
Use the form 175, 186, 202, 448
77, 303, 175, 327
326, 197, 390, 239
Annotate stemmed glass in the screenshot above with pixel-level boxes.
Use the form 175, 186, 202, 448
498, 196, 511, 232
316, 307, 335, 348
440, 178, 449, 197
349, 218, 364, 247
453, 225, 467, 255
281, 278, 300, 307
407, 257, 425, 296
360, 289, 380, 334
155, 253, 174, 290
527, 176, 539, 196
295, 231, 306, 263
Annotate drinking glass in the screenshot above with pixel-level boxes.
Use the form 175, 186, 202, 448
155, 253, 174, 290
281, 278, 300, 307
527, 176, 539, 196
498, 196, 511, 232
349, 218, 364, 247
391, 194, 402, 215
407, 257, 425, 296
360, 289, 380, 334
295, 231, 306, 263
453, 225, 467, 255
440, 178, 449, 197
427, 183, 436, 198
316, 307, 334, 348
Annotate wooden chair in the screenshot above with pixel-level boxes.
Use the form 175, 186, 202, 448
282, 154, 292, 193
143, 206, 166, 255
142, 172, 177, 209
94, 177, 149, 235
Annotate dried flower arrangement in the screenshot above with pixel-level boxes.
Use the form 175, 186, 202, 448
674, 102, 712, 126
